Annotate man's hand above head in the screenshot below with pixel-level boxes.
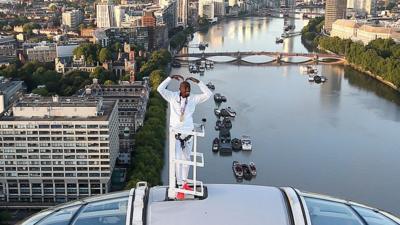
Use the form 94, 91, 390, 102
186, 77, 200, 84
170, 74, 184, 81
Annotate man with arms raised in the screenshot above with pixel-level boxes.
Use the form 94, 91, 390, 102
157, 75, 212, 199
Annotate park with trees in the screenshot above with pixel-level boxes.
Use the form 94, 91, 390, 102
125, 49, 171, 188
318, 36, 400, 88
169, 27, 194, 50
301, 17, 400, 89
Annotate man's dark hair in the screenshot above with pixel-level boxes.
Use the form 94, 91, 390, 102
181, 81, 191, 90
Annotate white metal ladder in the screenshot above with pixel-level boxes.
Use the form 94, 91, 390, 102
168, 124, 205, 199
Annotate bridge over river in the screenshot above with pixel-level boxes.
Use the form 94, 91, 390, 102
174, 51, 346, 65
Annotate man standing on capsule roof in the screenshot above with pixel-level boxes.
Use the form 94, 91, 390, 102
157, 74, 212, 199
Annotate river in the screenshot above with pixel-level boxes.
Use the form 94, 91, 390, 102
162, 17, 400, 216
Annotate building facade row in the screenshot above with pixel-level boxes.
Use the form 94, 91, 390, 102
331, 19, 400, 44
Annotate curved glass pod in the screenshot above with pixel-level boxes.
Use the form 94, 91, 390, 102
19, 190, 130, 225
300, 192, 400, 225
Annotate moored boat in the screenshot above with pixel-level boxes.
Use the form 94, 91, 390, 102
231, 138, 242, 151
314, 75, 322, 83
214, 93, 226, 103
206, 82, 215, 90
215, 119, 222, 130
242, 164, 252, 180
222, 117, 232, 129
171, 61, 181, 68
232, 161, 243, 179
241, 135, 252, 151
212, 138, 219, 152
249, 162, 257, 176
226, 107, 236, 117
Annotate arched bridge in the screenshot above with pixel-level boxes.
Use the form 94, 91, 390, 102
174, 51, 345, 65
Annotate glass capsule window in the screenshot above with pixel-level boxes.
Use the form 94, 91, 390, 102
352, 206, 398, 225
72, 197, 129, 225
37, 205, 81, 225
20, 191, 130, 225
304, 197, 364, 225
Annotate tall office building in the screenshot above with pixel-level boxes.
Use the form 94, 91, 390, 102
0, 96, 119, 204
62, 10, 83, 29
97, 0, 116, 28
177, 0, 188, 26
325, 0, 347, 32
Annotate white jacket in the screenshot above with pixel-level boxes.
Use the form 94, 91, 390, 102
157, 77, 212, 133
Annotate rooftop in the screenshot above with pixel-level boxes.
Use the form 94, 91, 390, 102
148, 185, 290, 225
0, 80, 23, 94
333, 19, 360, 28
359, 24, 395, 34
0, 35, 15, 44
80, 80, 149, 98
0, 95, 117, 121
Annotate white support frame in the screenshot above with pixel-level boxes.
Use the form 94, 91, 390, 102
167, 124, 205, 199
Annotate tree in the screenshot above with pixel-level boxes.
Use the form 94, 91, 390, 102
112, 42, 122, 53
73, 43, 102, 64
32, 87, 49, 96
149, 69, 165, 91
99, 48, 112, 63
90, 67, 117, 84
49, 4, 57, 12
104, 80, 113, 85
122, 74, 131, 81
22, 22, 41, 35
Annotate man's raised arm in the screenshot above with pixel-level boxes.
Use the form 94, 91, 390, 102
187, 77, 212, 104
157, 75, 183, 101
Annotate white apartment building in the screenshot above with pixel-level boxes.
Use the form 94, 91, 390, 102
0, 96, 119, 204
97, 1, 116, 28
62, 10, 83, 29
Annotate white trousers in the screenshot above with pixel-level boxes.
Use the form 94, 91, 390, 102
175, 135, 193, 185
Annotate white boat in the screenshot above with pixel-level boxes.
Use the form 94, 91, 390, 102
205, 60, 214, 68
300, 65, 317, 74
281, 32, 290, 38
308, 75, 314, 82
241, 135, 252, 151
199, 65, 205, 72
